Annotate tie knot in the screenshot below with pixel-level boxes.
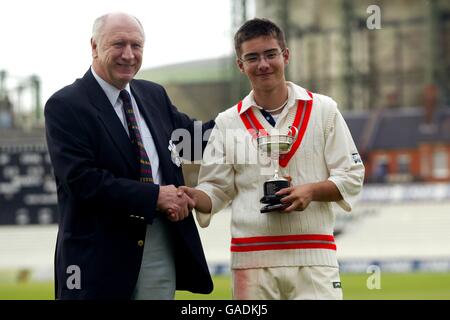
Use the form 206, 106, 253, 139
119, 90, 131, 104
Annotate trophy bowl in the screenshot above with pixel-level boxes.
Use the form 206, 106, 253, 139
256, 127, 298, 213
256, 134, 295, 156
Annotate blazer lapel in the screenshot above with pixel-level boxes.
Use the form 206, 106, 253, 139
81, 70, 138, 174
131, 83, 178, 184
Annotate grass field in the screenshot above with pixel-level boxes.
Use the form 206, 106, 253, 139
1, 273, 450, 300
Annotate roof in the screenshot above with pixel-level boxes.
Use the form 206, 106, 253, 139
137, 56, 234, 85
372, 108, 424, 149
343, 106, 450, 151
342, 111, 369, 149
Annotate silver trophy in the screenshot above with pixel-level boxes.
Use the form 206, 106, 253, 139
257, 126, 298, 213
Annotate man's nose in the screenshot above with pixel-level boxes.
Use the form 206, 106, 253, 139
122, 44, 135, 60
257, 56, 270, 69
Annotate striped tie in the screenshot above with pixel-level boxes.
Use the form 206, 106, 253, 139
119, 90, 153, 183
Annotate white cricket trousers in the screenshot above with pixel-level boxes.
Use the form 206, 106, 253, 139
232, 266, 343, 300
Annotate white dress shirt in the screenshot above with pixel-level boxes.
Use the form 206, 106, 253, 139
91, 67, 162, 184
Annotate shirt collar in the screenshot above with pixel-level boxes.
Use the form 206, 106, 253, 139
238, 81, 312, 115
91, 66, 131, 107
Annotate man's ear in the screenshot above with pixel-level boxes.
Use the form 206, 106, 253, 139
91, 38, 98, 59
283, 47, 290, 66
236, 59, 245, 73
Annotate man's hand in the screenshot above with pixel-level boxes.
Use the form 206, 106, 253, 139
178, 186, 212, 214
276, 181, 343, 213
157, 185, 195, 222
276, 184, 314, 212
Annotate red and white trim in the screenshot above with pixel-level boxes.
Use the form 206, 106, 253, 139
230, 234, 336, 252
236, 91, 313, 167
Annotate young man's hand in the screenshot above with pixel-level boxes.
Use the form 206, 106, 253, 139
276, 184, 314, 212
178, 186, 213, 214
276, 181, 342, 213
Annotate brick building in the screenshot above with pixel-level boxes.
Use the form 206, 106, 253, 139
346, 106, 450, 183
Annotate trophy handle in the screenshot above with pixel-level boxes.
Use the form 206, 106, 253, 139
288, 126, 299, 139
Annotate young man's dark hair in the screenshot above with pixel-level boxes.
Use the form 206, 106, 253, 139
234, 18, 287, 57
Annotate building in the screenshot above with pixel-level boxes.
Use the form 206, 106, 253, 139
252, 0, 450, 111
138, 0, 450, 184
137, 57, 235, 122
347, 106, 450, 183
1, 1, 449, 228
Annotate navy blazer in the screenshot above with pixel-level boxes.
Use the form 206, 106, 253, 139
45, 69, 214, 299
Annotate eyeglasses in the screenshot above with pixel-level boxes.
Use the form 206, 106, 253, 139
239, 49, 285, 65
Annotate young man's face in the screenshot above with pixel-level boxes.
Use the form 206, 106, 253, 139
237, 36, 289, 92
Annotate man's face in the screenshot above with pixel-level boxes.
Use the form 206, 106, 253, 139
237, 36, 289, 92
91, 15, 144, 90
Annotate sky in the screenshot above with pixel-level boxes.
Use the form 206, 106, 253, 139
0, 0, 234, 111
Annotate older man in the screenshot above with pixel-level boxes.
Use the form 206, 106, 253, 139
45, 12, 213, 299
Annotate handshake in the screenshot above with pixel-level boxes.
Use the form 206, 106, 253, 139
156, 185, 203, 222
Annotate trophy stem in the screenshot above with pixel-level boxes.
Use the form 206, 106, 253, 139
272, 158, 280, 179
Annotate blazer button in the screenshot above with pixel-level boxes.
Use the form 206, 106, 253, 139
137, 240, 144, 247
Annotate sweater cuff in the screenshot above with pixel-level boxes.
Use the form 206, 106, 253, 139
194, 184, 225, 227
328, 177, 352, 212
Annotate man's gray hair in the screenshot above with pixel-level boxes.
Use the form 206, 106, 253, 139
92, 14, 107, 43
92, 13, 145, 43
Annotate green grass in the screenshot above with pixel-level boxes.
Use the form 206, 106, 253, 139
1, 273, 449, 300
176, 275, 232, 300
341, 273, 450, 300
0, 282, 55, 300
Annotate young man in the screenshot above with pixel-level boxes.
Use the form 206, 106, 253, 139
182, 18, 364, 299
